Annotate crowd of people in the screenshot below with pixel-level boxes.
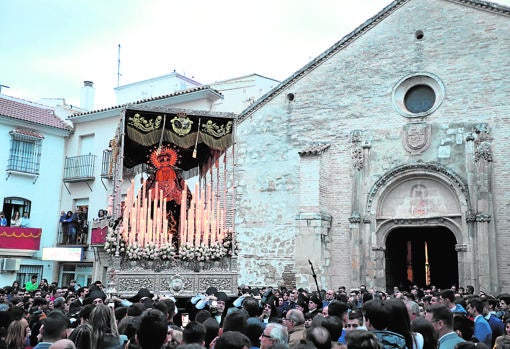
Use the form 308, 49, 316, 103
0, 211, 31, 228
1, 278, 510, 349
59, 208, 89, 245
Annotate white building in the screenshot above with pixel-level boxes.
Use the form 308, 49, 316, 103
0, 95, 72, 286
0, 71, 278, 288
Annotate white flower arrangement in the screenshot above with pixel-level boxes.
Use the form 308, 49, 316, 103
159, 243, 176, 260
104, 226, 236, 263
178, 241, 229, 262
126, 242, 142, 260
104, 227, 126, 257
141, 242, 159, 260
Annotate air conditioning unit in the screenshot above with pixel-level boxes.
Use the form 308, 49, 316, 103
2, 258, 20, 271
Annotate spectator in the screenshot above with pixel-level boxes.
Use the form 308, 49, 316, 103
346, 310, 365, 331
203, 318, 220, 349
0, 211, 7, 226
454, 342, 489, 349
222, 310, 249, 334
307, 326, 331, 349
33, 311, 68, 349
183, 321, 206, 345
259, 323, 288, 349
11, 211, 21, 227
386, 298, 423, 349
439, 291, 466, 316
215, 331, 250, 349
284, 309, 306, 347
411, 317, 437, 349
49, 339, 76, 349
20, 212, 30, 228
136, 309, 168, 349
89, 304, 126, 349
346, 330, 382, 349
68, 323, 93, 349
466, 298, 492, 347
245, 322, 263, 349
25, 275, 39, 293
482, 297, 504, 346
5, 319, 28, 349
61, 211, 73, 244
363, 299, 406, 349
425, 304, 464, 349
494, 335, 510, 349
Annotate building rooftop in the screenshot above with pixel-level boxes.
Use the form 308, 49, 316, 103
0, 95, 72, 130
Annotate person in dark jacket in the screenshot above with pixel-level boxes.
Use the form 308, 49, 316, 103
363, 299, 407, 349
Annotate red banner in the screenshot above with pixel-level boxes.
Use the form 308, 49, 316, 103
91, 227, 107, 245
0, 227, 42, 250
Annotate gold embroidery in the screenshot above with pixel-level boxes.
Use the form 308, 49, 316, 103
0, 230, 42, 238
171, 115, 193, 136
201, 120, 233, 138
128, 113, 163, 132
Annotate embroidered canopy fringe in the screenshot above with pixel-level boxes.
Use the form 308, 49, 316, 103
126, 127, 233, 150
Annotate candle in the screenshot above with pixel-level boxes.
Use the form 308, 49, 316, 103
187, 198, 194, 245
180, 183, 187, 243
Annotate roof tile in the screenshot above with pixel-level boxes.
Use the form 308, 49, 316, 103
0, 96, 71, 130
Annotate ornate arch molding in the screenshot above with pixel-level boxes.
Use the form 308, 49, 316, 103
366, 162, 471, 215
376, 217, 463, 247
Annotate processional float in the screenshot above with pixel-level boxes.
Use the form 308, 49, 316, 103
104, 106, 238, 297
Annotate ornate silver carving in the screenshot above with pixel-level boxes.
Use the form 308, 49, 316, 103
117, 277, 155, 292
198, 277, 232, 292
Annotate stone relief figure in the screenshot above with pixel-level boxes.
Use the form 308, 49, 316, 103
410, 184, 428, 216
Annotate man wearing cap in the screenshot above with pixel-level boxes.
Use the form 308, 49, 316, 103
84, 286, 107, 306
308, 294, 322, 319
53, 297, 66, 314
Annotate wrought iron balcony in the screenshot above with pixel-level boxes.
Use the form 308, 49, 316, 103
63, 154, 96, 182
101, 149, 113, 179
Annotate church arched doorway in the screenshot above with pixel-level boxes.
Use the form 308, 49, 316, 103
385, 225, 458, 291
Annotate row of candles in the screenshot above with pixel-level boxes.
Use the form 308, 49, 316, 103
120, 179, 169, 247
179, 182, 226, 246
120, 179, 227, 248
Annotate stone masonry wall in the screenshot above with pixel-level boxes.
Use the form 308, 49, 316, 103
235, 0, 510, 292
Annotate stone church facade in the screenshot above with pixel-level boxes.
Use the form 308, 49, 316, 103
233, 0, 510, 294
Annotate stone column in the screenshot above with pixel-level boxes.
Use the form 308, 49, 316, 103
349, 130, 369, 288
472, 123, 497, 293
465, 132, 477, 290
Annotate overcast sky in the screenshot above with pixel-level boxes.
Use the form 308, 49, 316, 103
1, 0, 509, 109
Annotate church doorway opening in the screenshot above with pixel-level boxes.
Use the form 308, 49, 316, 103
385, 226, 458, 291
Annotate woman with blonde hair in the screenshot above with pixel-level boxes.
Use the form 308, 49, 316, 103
89, 304, 127, 349
5, 320, 27, 349
494, 335, 510, 349
68, 323, 93, 349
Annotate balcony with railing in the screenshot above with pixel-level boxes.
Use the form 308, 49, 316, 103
57, 221, 89, 247
101, 149, 113, 179
63, 154, 96, 182
0, 227, 42, 256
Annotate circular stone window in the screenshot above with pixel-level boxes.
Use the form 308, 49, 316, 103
392, 73, 445, 118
